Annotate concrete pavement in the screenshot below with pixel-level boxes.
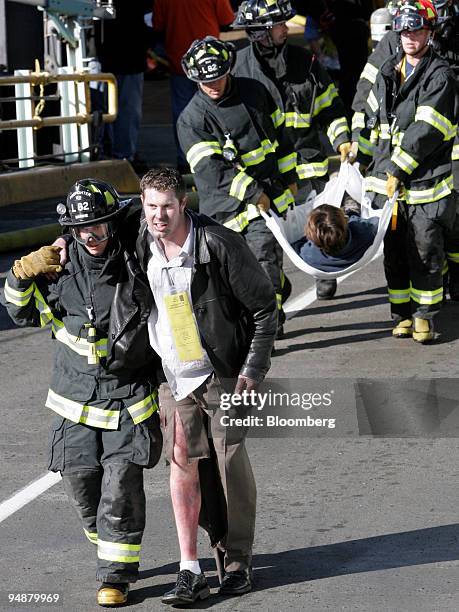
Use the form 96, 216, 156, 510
2, 247, 459, 611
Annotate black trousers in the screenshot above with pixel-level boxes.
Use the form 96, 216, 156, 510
48, 409, 162, 583
244, 217, 284, 312
375, 194, 456, 320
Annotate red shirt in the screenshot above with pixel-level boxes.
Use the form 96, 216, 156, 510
153, 0, 235, 75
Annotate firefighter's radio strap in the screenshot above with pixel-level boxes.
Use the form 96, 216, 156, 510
164, 286, 204, 363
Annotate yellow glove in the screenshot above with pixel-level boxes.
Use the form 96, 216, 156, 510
256, 192, 271, 213
386, 174, 400, 199
338, 142, 353, 163
288, 182, 298, 197
13, 246, 63, 280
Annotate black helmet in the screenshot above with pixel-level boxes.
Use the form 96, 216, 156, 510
181, 36, 236, 83
57, 179, 128, 227
232, 0, 295, 29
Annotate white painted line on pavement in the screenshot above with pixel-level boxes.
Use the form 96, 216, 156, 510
0, 472, 62, 524
284, 272, 353, 314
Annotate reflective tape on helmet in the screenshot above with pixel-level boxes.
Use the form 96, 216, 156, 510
285, 111, 311, 128
229, 171, 255, 201
313, 83, 338, 117
224, 203, 261, 232
186, 141, 223, 173
410, 285, 443, 305
127, 391, 159, 424
278, 151, 297, 174
97, 539, 141, 564
3, 280, 34, 307
296, 159, 328, 180
52, 318, 108, 358
327, 117, 350, 149
45, 389, 120, 429
361, 61, 379, 84
388, 288, 410, 304
414, 106, 456, 140
391, 147, 419, 175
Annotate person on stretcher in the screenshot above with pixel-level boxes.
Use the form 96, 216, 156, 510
292, 203, 378, 273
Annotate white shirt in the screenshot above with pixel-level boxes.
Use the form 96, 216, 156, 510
147, 220, 213, 400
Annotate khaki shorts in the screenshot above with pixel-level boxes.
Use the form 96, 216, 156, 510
159, 375, 248, 462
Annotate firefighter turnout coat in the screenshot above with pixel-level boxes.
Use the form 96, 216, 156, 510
177, 75, 297, 232
361, 48, 456, 205
234, 43, 350, 184
4, 239, 160, 429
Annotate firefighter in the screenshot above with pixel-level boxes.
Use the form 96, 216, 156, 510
352, 1, 459, 298
3, 180, 162, 607
360, 1, 458, 342
231, 0, 354, 301
177, 36, 298, 335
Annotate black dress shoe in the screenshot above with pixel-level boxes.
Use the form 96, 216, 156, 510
161, 570, 210, 605
219, 568, 253, 595
316, 278, 337, 300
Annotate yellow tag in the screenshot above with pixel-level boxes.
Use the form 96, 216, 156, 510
164, 291, 203, 362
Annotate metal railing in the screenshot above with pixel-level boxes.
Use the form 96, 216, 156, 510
0, 70, 117, 130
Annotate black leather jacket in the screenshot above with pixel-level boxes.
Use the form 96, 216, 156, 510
137, 209, 277, 384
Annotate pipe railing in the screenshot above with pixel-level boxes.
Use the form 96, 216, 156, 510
0, 70, 117, 130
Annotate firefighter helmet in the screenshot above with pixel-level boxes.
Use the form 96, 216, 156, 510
393, 0, 437, 31
181, 37, 236, 83
57, 179, 128, 227
232, 0, 295, 29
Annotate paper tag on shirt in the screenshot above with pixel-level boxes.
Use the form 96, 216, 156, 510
164, 291, 204, 362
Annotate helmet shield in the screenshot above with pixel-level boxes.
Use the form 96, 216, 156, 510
181, 37, 235, 83
393, 11, 430, 29
71, 223, 112, 246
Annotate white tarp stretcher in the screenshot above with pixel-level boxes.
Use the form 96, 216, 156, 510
260, 163, 397, 280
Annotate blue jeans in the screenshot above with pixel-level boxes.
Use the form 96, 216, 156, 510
170, 74, 197, 167
106, 73, 144, 161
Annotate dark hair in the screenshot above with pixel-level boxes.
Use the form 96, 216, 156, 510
305, 204, 348, 255
140, 167, 186, 200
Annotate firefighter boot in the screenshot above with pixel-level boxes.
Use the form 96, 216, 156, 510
412, 318, 434, 344
97, 583, 129, 607
392, 319, 413, 338
316, 279, 337, 300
